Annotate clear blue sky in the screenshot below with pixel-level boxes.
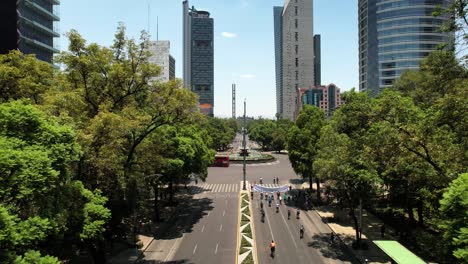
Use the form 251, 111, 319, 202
60, 0, 358, 118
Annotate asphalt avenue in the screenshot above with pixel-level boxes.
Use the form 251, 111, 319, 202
139, 139, 356, 263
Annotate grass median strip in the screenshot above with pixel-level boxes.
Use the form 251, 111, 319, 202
237, 185, 257, 264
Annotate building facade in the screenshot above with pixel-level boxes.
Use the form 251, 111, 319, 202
0, 0, 60, 63
296, 84, 344, 119
148, 41, 175, 83
274, 0, 319, 120
183, 0, 214, 116
359, 0, 453, 96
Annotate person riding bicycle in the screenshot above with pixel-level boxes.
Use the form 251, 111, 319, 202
270, 240, 276, 256
276, 202, 279, 213
288, 209, 291, 219
261, 210, 265, 222
260, 201, 264, 209
296, 210, 300, 219
300, 225, 305, 239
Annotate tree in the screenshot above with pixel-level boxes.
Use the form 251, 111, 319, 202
0, 50, 54, 104
287, 105, 327, 203
248, 119, 275, 150
271, 119, 293, 153
439, 173, 468, 263
205, 117, 236, 151
315, 125, 379, 245
0, 101, 110, 262
137, 125, 214, 219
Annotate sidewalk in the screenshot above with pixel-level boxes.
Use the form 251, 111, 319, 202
310, 205, 393, 264
107, 235, 154, 264
107, 195, 188, 264
294, 182, 392, 264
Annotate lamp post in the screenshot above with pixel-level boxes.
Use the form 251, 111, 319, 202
242, 99, 247, 190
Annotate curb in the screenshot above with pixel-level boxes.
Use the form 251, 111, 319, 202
308, 205, 363, 264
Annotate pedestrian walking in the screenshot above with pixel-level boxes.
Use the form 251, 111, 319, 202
330, 232, 335, 244
276, 177, 279, 184
300, 225, 304, 239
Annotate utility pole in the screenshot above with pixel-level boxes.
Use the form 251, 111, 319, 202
242, 99, 247, 190
232, 84, 236, 119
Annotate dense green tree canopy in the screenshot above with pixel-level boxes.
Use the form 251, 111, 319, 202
287, 105, 327, 201
0, 101, 110, 262
439, 173, 468, 262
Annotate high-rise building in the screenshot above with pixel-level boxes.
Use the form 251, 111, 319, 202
358, 0, 453, 96
274, 0, 318, 120
183, 0, 214, 117
296, 84, 344, 119
0, 0, 60, 63
314, 34, 321, 86
148, 41, 175, 83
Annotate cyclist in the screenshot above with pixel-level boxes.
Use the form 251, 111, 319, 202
260, 201, 264, 209
300, 225, 304, 239
296, 210, 300, 219
279, 196, 282, 205
261, 210, 265, 222
288, 209, 291, 219
260, 177, 263, 184
270, 240, 276, 257
276, 202, 279, 213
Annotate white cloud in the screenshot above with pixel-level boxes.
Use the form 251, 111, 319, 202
221, 32, 237, 38
240, 74, 255, 79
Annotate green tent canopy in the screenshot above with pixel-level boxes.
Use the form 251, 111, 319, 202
374, 240, 426, 264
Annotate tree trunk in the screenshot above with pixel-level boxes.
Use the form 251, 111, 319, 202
153, 184, 161, 222
417, 200, 424, 227
349, 208, 361, 246
309, 175, 313, 192
169, 178, 174, 204
407, 205, 415, 224
315, 177, 321, 205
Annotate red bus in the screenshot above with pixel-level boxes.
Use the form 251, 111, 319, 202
213, 155, 230, 167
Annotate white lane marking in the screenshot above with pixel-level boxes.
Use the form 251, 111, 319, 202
219, 224, 223, 232
223, 210, 226, 216
279, 208, 298, 248
165, 234, 184, 261
201, 225, 205, 232
215, 243, 219, 254
193, 244, 198, 255
265, 208, 276, 241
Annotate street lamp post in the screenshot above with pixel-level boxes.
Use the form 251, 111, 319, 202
242, 99, 247, 190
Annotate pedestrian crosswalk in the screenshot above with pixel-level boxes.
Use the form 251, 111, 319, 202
187, 183, 286, 194
187, 183, 239, 194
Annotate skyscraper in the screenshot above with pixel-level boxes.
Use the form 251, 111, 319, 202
296, 84, 344, 119
183, 0, 214, 117
274, 0, 317, 120
358, 0, 453, 96
148, 40, 175, 83
0, 0, 60, 63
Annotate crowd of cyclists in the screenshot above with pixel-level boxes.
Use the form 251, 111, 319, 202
251, 178, 317, 258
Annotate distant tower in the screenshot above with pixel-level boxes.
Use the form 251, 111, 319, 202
232, 84, 236, 118
274, 0, 315, 120
183, 0, 214, 116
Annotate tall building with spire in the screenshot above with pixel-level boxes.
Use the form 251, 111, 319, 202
183, 0, 214, 117
0, 0, 60, 63
358, 0, 454, 96
274, 0, 319, 120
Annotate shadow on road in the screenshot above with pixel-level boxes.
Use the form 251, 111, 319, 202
152, 196, 214, 240
289, 178, 305, 185
137, 259, 192, 264
307, 233, 359, 263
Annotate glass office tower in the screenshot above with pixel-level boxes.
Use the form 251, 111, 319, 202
183, 1, 214, 117
359, 0, 453, 96
0, 0, 60, 63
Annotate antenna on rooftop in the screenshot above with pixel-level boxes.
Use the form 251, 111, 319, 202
147, 2, 150, 35
156, 16, 159, 41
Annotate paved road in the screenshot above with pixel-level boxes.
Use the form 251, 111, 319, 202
140, 140, 356, 264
